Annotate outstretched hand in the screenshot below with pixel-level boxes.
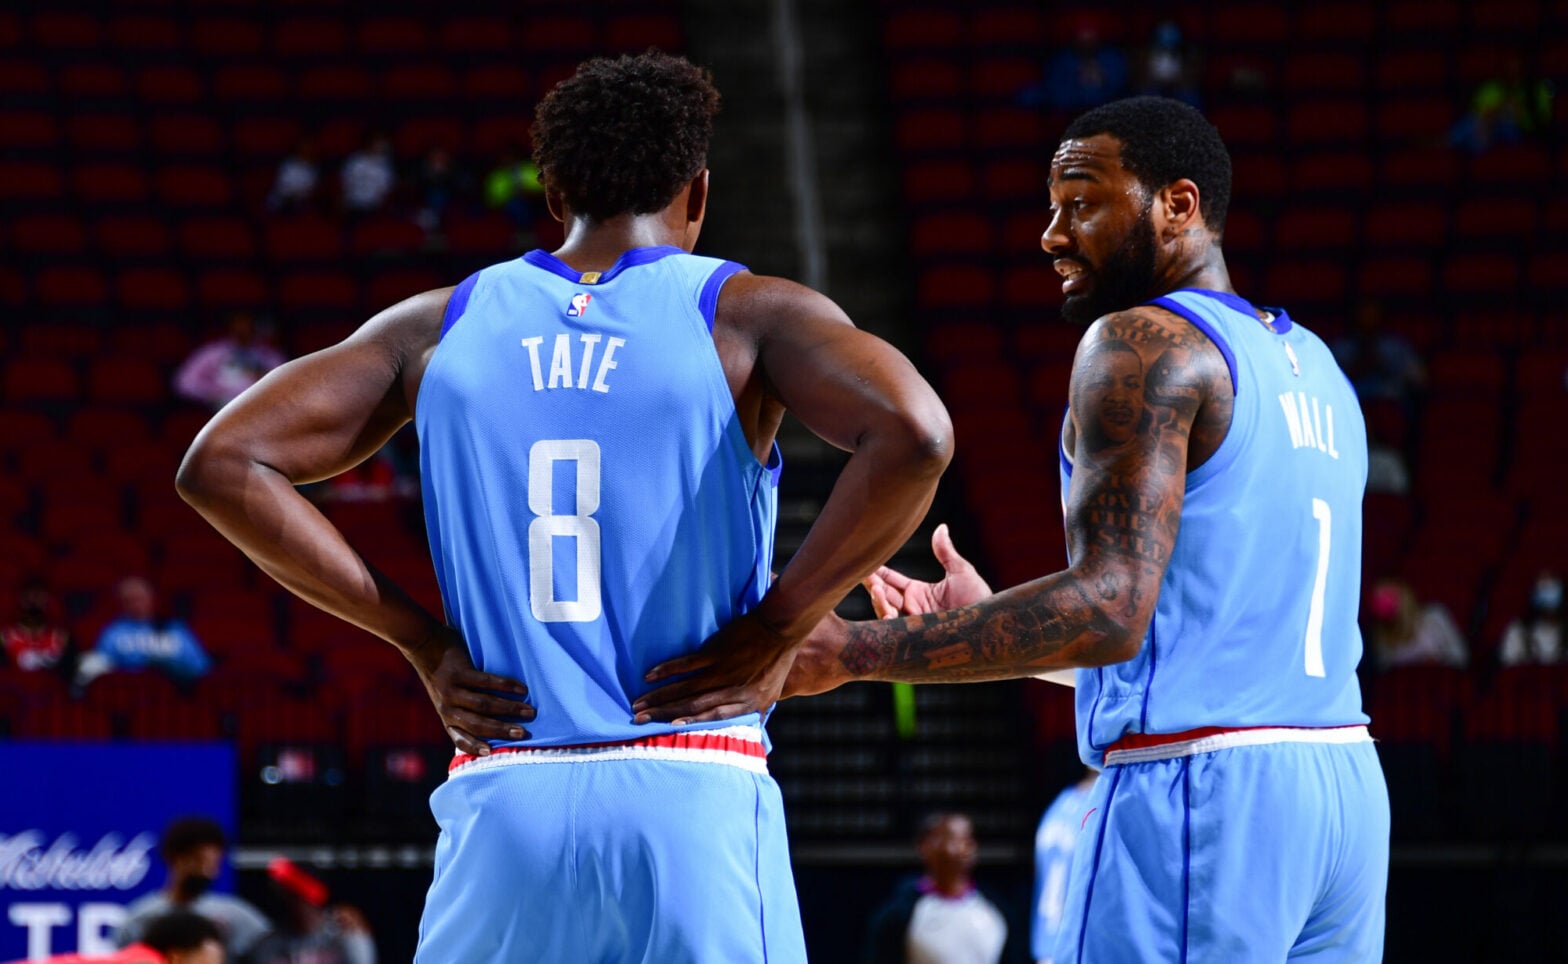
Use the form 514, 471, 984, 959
404, 625, 535, 756
863, 524, 993, 618
633, 612, 798, 726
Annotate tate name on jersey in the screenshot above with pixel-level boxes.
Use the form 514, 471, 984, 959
520, 332, 627, 393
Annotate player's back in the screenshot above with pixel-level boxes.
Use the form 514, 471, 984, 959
415, 245, 777, 747
1070, 288, 1369, 766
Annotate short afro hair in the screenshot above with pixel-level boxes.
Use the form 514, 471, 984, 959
141, 910, 222, 955
532, 51, 720, 222
160, 816, 226, 862
1062, 96, 1232, 237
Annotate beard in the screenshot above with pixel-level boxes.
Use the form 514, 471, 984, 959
1060, 207, 1159, 325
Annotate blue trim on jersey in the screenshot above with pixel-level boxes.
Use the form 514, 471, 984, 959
1078, 766, 1123, 963
1180, 759, 1192, 964
1150, 295, 1239, 395
699, 261, 748, 333
441, 272, 481, 340
764, 441, 783, 487
523, 245, 685, 285
1172, 288, 1293, 334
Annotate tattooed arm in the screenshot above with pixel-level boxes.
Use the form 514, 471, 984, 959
804, 305, 1232, 688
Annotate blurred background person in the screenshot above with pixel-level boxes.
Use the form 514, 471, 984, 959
1020, 18, 1127, 113
173, 312, 288, 411
75, 577, 212, 689
339, 131, 395, 214
116, 818, 272, 963
267, 137, 322, 213
1499, 570, 1564, 666
14, 909, 225, 964
1366, 577, 1469, 671
2, 581, 78, 678
1133, 21, 1199, 106
1448, 55, 1555, 153
481, 143, 545, 245
1331, 300, 1426, 413
862, 812, 1022, 964
1031, 770, 1097, 964
249, 859, 376, 964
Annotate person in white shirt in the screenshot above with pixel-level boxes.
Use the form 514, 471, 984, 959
1500, 571, 1564, 666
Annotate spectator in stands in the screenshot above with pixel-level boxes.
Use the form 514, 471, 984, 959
249, 858, 376, 964
29, 909, 224, 964
116, 817, 272, 962
75, 577, 212, 688
1365, 428, 1411, 495
483, 143, 546, 243
1330, 300, 1425, 412
340, 131, 396, 213
267, 137, 322, 213
1133, 21, 1198, 106
1448, 55, 1555, 154
1020, 20, 1127, 113
414, 146, 467, 240
1032, 770, 1096, 964
1499, 570, 1564, 666
1, 581, 78, 678
1366, 577, 1469, 671
862, 812, 1023, 964
173, 311, 288, 411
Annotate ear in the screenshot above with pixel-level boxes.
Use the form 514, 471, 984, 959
686, 169, 709, 223
1157, 178, 1203, 241
544, 187, 566, 224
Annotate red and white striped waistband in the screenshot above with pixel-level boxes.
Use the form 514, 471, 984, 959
1103, 724, 1371, 766
448, 725, 769, 777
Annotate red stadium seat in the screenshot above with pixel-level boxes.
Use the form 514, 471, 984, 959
1286, 100, 1369, 146
440, 16, 517, 54
135, 65, 204, 105
1282, 51, 1367, 95
95, 215, 173, 259
0, 161, 64, 204
109, 15, 180, 52
519, 16, 598, 53
974, 106, 1047, 149
0, 61, 50, 97
444, 214, 516, 258
1452, 197, 1536, 244
1357, 256, 1434, 299
982, 160, 1048, 202
1379, 149, 1463, 191
1374, 96, 1454, 145
393, 117, 466, 157
212, 64, 288, 103
277, 271, 358, 312
969, 59, 1041, 102
68, 408, 152, 447
30, 12, 102, 49
463, 65, 533, 104
1263, 260, 1348, 304
264, 217, 344, 263
1002, 265, 1065, 310
273, 18, 350, 57
13, 215, 88, 257
115, 267, 191, 312
1273, 205, 1358, 252
911, 213, 994, 259
66, 113, 142, 154
884, 9, 964, 50
0, 111, 59, 153
356, 16, 428, 56
15, 701, 114, 740
1206, 104, 1278, 148
34, 266, 109, 310
0, 410, 58, 447
197, 268, 270, 309
367, 268, 447, 308
190, 17, 266, 56
1441, 253, 1520, 295
890, 59, 965, 104
1469, 146, 1551, 185
605, 15, 682, 53
72, 162, 151, 205
969, 7, 1046, 48
1364, 202, 1448, 250
1385, 0, 1462, 35
180, 217, 257, 263
896, 108, 966, 153
20, 323, 99, 360
903, 159, 976, 204
232, 117, 303, 157
1297, 2, 1376, 41
349, 216, 425, 257
918, 265, 996, 308
87, 357, 167, 405
156, 166, 234, 208
297, 65, 375, 103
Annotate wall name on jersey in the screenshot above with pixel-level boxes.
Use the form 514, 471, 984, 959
1277, 391, 1340, 459
520, 333, 625, 393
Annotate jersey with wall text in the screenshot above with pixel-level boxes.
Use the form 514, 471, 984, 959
1060, 288, 1369, 768
416, 245, 778, 748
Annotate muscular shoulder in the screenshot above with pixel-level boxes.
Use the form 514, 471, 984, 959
713, 272, 853, 339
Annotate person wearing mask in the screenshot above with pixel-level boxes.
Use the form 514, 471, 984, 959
115, 819, 270, 961
1500, 571, 1564, 666
862, 813, 1020, 964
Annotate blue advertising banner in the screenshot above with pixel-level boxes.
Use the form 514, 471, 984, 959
0, 743, 235, 961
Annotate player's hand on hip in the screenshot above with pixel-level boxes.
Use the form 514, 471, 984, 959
863, 523, 993, 617
405, 625, 534, 756
633, 612, 799, 725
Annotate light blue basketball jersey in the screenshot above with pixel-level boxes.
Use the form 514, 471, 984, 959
415, 245, 779, 748
1061, 289, 1369, 768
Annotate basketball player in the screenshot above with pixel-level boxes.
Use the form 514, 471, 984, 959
639, 97, 1390, 961
177, 52, 952, 961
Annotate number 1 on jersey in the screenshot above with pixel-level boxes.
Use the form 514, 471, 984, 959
528, 439, 602, 623
1304, 497, 1331, 678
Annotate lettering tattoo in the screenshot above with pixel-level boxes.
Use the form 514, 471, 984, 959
837, 307, 1232, 683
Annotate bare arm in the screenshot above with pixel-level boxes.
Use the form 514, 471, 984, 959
176, 290, 532, 753
804, 306, 1224, 687
633, 274, 953, 722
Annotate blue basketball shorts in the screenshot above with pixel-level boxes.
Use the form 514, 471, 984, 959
416, 725, 806, 963
1055, 727, 1390, 963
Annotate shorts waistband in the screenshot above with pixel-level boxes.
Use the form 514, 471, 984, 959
1103, 724, 1371, 766
448, 724, 769, 777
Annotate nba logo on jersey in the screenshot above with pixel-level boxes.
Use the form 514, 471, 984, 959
567, 293, 592, 317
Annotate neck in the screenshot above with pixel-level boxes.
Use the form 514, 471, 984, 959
926, 873, 972, 898
552, 214, 687, 272
1158, 242, 1234, 300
